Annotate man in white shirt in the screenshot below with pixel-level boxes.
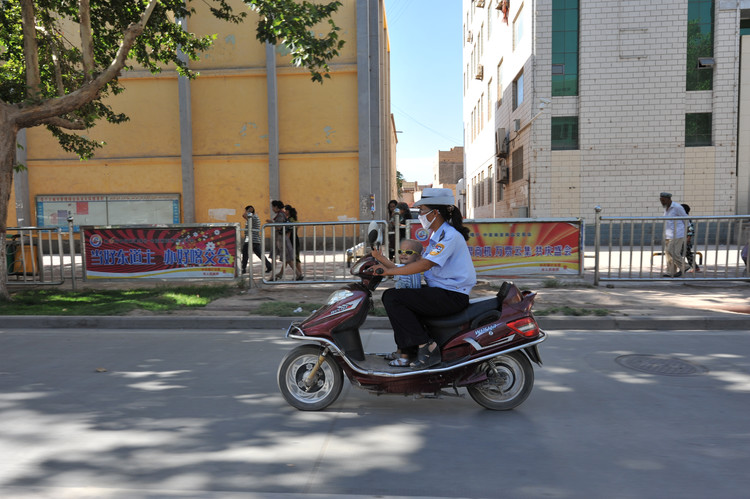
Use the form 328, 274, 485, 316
660, 192, 688, 277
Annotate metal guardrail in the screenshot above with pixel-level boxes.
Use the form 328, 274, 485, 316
593, 207, 750, 284
259, 220, 389, 284
5, 227, 68, 286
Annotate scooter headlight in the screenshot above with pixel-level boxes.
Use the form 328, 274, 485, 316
327, 289, 354, 305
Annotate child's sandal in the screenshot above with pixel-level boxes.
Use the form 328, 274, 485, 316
388, 357, 410, 367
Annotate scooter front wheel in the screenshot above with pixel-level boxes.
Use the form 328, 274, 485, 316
467, 351, 534, 411
278, 344, 344, 411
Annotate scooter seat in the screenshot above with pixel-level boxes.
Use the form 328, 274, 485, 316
422, 296, 499, 329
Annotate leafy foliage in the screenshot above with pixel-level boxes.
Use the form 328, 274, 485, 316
250, 0, 344, 83
0, 0, 344, 159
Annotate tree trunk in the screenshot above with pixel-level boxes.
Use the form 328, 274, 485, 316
0, 107, 19, 301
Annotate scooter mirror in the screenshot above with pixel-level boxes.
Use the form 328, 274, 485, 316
368, 229, 379, 250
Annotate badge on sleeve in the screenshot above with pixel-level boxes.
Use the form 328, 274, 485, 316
429, 243, 445, 256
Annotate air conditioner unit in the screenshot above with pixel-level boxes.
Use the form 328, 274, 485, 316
476, 0, 486, 7
497, 160, 509, 184
494, 127, 506, 158
475, 64, 484, 80
467, 31, 473, 42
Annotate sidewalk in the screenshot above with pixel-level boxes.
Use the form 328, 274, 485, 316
4, 274, 749, 331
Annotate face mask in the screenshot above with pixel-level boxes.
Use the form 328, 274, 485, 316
418, 211, 433, 230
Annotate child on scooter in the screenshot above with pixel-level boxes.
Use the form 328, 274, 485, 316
372, 239, 424, 289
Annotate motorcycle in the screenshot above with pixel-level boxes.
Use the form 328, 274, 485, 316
277, 237, 547, 411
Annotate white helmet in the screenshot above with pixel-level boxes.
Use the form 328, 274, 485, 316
413, 188, 455, 207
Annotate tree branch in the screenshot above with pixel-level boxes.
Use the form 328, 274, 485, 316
39, 117, 87, 130
20, 0, 41, 99
78, 0, 95, 82
14, 0, 160, 129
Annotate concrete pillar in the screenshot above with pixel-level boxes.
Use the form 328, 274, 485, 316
13, 129, 31, 227
266, 43, 280, 201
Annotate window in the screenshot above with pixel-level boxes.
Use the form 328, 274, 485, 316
488, 0, 493, 37
551, 116, 579, 150
479, 172, 485, 206
513, 4, 524, 51
496, 60, 503, 105
551, 0, 579, 96
513, 71, 524, 110
496, 176, 504, 201
471, 109, 475, 141
685, 113, 712, 146
686, 0, 714, 91
487, 79, 493, 120
480, 23, 484, 56
480, 94, 484, 130
511, 147, 524, 182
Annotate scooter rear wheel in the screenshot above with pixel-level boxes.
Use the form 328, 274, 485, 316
278, 344, 344, 411
467, 351, 534, 411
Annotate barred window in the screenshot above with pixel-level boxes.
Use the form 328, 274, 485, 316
511, 147, 524, 182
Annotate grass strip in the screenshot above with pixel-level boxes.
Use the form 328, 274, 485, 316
0, 285, 236, 316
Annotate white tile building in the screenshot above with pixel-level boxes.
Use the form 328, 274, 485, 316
463, 0, 750, 220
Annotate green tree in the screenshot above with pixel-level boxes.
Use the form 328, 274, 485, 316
396, 170, 404, 196
0, 0, 343, 300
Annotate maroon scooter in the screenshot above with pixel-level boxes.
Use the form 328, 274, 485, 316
277, 245, 547, 411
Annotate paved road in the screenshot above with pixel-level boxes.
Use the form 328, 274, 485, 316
1, 328, 749, 499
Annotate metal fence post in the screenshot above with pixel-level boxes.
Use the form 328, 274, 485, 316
245, 216, 253, 288
393, 209, 401, 264
67, 215, 76, 291
594, 206, 602, 286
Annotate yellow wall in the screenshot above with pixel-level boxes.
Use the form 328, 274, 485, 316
191, 75, 270, 157
27, 158, 183, 196
11, 0, 388, 229
26, 78, 181, 161
190, 2, 267, 71
279, 154, 359, 221
8, 182, 17, 227
277, 72, 359, 153
194, 156, 271, 224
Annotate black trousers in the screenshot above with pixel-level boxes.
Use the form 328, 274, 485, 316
242, 242, 272, 272
382, 287, 469, 349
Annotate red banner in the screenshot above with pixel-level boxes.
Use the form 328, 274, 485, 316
409, 220, 582, 276
83, 226, 237, 279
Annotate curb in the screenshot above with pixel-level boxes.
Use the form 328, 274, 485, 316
2, 315, 748, 331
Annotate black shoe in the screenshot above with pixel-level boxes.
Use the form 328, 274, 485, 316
410, 342, 441, 370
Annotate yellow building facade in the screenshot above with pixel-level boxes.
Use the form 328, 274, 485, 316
10, 0, 396, 230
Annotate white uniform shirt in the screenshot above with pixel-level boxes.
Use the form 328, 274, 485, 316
663, 202, 687, 239
423, 222, 477, 295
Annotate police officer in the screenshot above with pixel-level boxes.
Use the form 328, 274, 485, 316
371, 188, 476, 369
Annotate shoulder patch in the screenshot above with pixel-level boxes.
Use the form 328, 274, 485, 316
438, 230, 446, 242
429, 243, 445, 256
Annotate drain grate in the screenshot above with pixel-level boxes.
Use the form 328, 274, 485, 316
615, 355, 708, 376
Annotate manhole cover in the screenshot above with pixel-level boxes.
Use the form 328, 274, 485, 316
615, 355, 708, 376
